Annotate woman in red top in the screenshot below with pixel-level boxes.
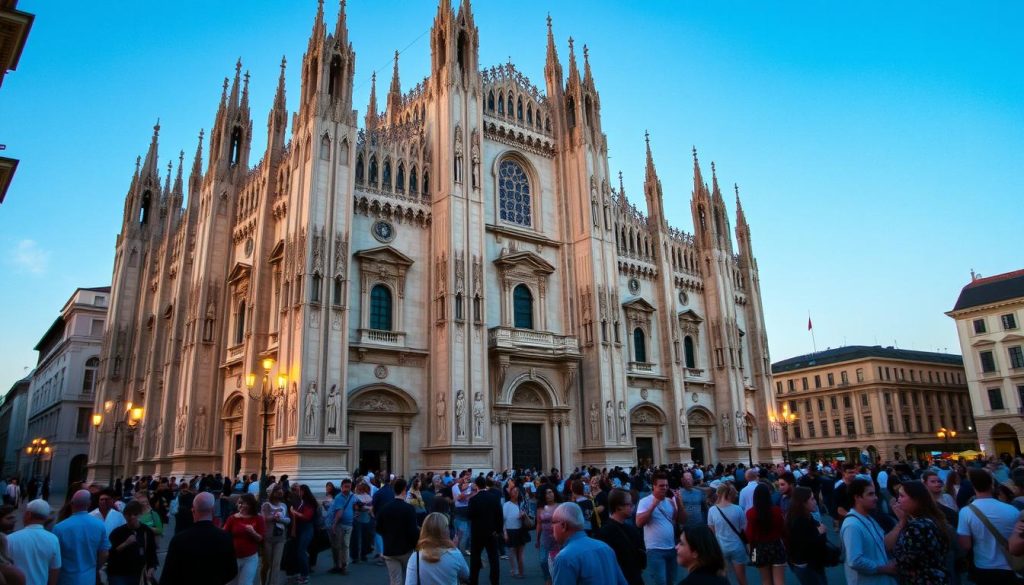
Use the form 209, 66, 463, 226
223, 493, 266, 585
744, 482, 787, 585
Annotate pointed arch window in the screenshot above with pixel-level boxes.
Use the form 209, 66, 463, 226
320, 134, 331, 161
410, 166, 418, 194
235, 300, 246, 344
382, 159, 392, 190
497, 92, 505, 114
566, 97, 576, 128
396, 163, 405, 193
513, 284, 534, 329
369, 285, 393, 331
328, 56, 342, 98
526, 104, 533, 124
684, 336, 696, 369
455, 292, 464, 321
487, 91, 495, 112
545, 117, 551, 132
517, 97, 524, 120
311, 274, 322, 304
230, 127, 242, 167
332, 276, 343, 306
422, 170, 430, 199
355, 155, 364, 183
369, 156, 379, 185
498, 159, 532, 227
633, 328, 647, 363
139, 190, 152, 225
507, 95, 514, 117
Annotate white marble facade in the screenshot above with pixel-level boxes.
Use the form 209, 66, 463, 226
87, 1, 780, 487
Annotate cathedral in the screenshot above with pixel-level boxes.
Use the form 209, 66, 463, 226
88, 0, 781, 486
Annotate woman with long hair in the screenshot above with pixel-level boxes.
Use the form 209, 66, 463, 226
675, 525, 729, 585
408, 476, 427, 523
223, 492, 266, 585
534, 486, 561, 585
785, 486, 828, 585
261, 483, 290, 585
707, 483, 747, 585
890, 481, 948, 584
745, 482, 787, 585
404, 512, 469, 585
502, 483, 530, 578
288, 485, 317, 584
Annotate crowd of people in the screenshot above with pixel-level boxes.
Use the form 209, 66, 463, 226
2, 455, 1024, 585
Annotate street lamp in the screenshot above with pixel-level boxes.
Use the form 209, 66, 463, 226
25, 437, 52, 479
937, 427, 957, 453
246, 357, 285, 500
92, 399, 144, 486
771, 407, 798, 463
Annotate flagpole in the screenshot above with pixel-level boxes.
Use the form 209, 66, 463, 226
808, 311, 817, 354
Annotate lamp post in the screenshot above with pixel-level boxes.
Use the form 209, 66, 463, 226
771, 407, 798, 463
92, 399, 144, 486
24, 438, 52, 479
937, 427, 957, 455
246, 357, 285, 501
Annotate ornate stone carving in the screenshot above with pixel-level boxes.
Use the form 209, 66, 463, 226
688, 410, 709, 426
455, 389, 467, 437
589, 402, 599, 440
472, 391, 484, 438
304, 381, 319, 436
605, 400, 614, 438
454, 253, 465, 294
312, 225, 325, 274
640, 388, 649, 400
472, 255, 483, 296
326, 384, 339, 435
720, 413, 731, 444
334, 232, 348, 277
355, 393, 397, 412
437, 392, 447, 440
374, 365, 388, 379
632, 409, 652, 425
288, 383, 298, 436
735, 411, 747, 443
471, 129, 481, 189
175, 404, 187, 449
453, 124, 464, 183
194, 405, 208, 448
618, 401, 627, 438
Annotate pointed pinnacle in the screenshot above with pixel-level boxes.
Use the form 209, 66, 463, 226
546, 13, 552, 32
618, 170, 625, 197
692, 146, 698, 163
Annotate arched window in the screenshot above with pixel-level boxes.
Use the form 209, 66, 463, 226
328, 56, 342, 98
311, 274, 322, 303
139, 190, 151, 225
82, 357, 99, 393
487, 91, 495, 112
566, 97, 576, 128
355, 155, 364, 183
369, 156, 378, 185
235, 300, 246, 344
320, 134, 331, 160
410, 166, 418, 194
507, 95, 514, 117
633, 328, 647, 363
333, 276, 343, 306
684, 336, 696, 369
382, 160, 392, 190
369, 285, 393, 331
396, 163, 405, 193
455, 293, 464, 321
497, 91, 504, 114
526, 104, 533, 124
422, 170, 430, 198
513, 285, 533, 329
517, 97, 523, 120
230, 127, 242, 166
498, 159, 532, 227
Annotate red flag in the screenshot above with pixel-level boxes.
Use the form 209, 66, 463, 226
807, 316, 813, 331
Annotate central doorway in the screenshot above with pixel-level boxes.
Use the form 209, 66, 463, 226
636, 437, 654, 467
511, 424, 542, 471
690, 437, 705, 464
359, 432, 392, 474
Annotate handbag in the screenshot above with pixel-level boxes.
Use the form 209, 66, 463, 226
520, 502, 535, 530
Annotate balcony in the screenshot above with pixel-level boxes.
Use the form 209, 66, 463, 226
358, 328, 407, 347
628, 361, 655, 373
487, 327, 581, 361
685, 368, 705, 378
225, 344, 245, 364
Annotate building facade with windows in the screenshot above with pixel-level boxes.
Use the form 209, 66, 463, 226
88, 1, 780, 486
947, 269, 1024, 457
772, 346, 976, 463
0, 375, 31, 479
24, 287, 109, 496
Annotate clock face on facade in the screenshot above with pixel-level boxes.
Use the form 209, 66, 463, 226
679, 290, 688, 305
372, 220, 395, 243
628, 278, 640, 295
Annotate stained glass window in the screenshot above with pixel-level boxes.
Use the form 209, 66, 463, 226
498, 159, 531, 227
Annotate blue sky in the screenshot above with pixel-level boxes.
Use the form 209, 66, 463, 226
1, 1, 1021, 391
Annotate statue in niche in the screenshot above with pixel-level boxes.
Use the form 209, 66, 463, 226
276, 391, 285, 439
473, 392, 485, 438
455, 389, 466, 437
203, 297, 215, 341
589, 402, 599, 440
437, 392, 447, 440
605, 400, 614, 437
470, 130, 481, 189
288, 383, 298, 436
453, 126, 464, 183
194, 406, 208, 448
618, 401, 627, 438
679, 407, 688, 441
304, 381, 319, 436
721, 413, 731, 443
176, 405, 188, 448
735, 411, 746, 443
326, 384, 339, 435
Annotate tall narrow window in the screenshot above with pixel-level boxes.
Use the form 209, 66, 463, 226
473, 294, 481, 323
333, 276, 343, 306
410, 167, 418, 194
513, 285, 533, 329
487, 91, 495, 112
369, 285, 393, 331
311, 274, 322, 303
320, 134, 331, 160
382, 160, 392, 190
633, 329, 647, 363
328, 56, 342, 98
422, 170, 430, 198
455, 293, 464, 321
396, 164, 405, 193
498, 159, 532, 227
82, 357, 99, 393
235, 300, 246, 344
684, 336, 695, 369
369, 156, 378, 185
355, 155, 364, 183
230, 127, 242, 167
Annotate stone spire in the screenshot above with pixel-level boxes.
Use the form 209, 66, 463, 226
140, 120, 161, 182
544, 13, 562, 82
735, 183, 747, 228
173, 150, 184, 198
692, 146, 705, 198
273, 56, 287, 112
618, 170, 627, 205
241, 69, 250, 111
644, 130, 658, 184
311, 0, 325, 44
387, 50, 402, 124
583, 44, 594, 88
567, 36, 580, 88
188, 129, 204, 200
711, 161, 723, 204
334, 0, 348, 45
643, 131, 665, 226
365, 72, 378, 131
229, 58, 242, 108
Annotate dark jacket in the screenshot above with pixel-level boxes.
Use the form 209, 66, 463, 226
467, 487, 503, 540
596, 518, 646, 585
159, 520, 237, 585
375, 497, 419, 556
108, 523, 158, 577
678, 566, 730, 585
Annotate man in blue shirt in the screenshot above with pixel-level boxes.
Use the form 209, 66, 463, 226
328, 478, 356, 574
52, 490, 109, 585
552, 502, 627, 585
840, 478, 897, 585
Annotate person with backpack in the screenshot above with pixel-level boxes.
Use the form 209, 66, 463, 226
957, 468, 1023, 585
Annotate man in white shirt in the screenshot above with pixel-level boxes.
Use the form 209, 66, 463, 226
89, 491, 126, 541
958, 468, 1022, 584
636, 471, 685, 585
8, 499, 61, 585
738, 469, 759, 511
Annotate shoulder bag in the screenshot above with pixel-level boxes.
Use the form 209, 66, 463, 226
714, 505, 748, 545
520, 501, 535, 530
968, 504, 1024, 575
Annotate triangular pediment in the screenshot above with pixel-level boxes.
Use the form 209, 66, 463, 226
354, 245, 414, 267
970, 337, 996, 347
678, 309, 704, 322
999, 333, 1024, 343
493, 250, 556, 274
268, 240, 285, 263
622, 297, 657, 313
227, 263, 252, 284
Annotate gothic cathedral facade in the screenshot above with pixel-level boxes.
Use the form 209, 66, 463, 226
88, 1, 781, 485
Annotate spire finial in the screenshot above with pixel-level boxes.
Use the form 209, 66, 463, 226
618, 170, 625, 196
692, 146, 698, 163
334, 0, 348, 40
235, 58, 242, 78
546, 12, 552, 32
711, 161, 716, 177
644, 129, 650, 149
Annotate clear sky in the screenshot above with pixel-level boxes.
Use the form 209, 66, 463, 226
1, 1, 1021, 392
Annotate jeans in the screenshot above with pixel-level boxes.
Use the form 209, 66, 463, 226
470, 532, 499, 585
790, 564, 828, 585
231, 553, 259, 585
332, 523, 353, 567
538, 544, 553, 580
296, 522, 314, 577
383, 551, 412, 585
262, 537, 286, 585
455, 507, 471, 552
352, 520, 373, 561
647, 548, 677, 585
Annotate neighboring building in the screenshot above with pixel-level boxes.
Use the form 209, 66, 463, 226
0, 0, 35, 204
25, 287, 109, 496
0, 375, 31, 478
772, 345, 975, 463
947, 269, 1024, 457
89, 1, 780, 486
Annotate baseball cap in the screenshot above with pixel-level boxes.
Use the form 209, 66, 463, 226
26, 499, 51, 518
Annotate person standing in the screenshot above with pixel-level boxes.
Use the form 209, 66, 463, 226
675, 525, 730, 585
89, 491, 126, 542
706, 483, 747, 585
260, 484, 290, 585
957, 468, 1021, 585
535, 486, 561, 585
106, 501, 158, 585
502, 482, 529, 579
745, 483, 787, 585
7, 499, 59, 585
636, 472, 685, 585
890, 480, 949, 584
679, 473, 707, 530
467, 476, 502, 585
453, 473, 477, 555
738, 470, 759, 512
550, 502, 627, 585
405, 513, 470, 585
785, 487, 828, 585
377, 479, 420, 585
840, 478, 897, 585
160, 491, 237, 585
287, 485, 317, 584
595, 488, 646, 585
52, 490, 108, 585
327, 478, 356, 575
352, 482, 374, 563
833, 464, 859, 525
223, 493, 265, 585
